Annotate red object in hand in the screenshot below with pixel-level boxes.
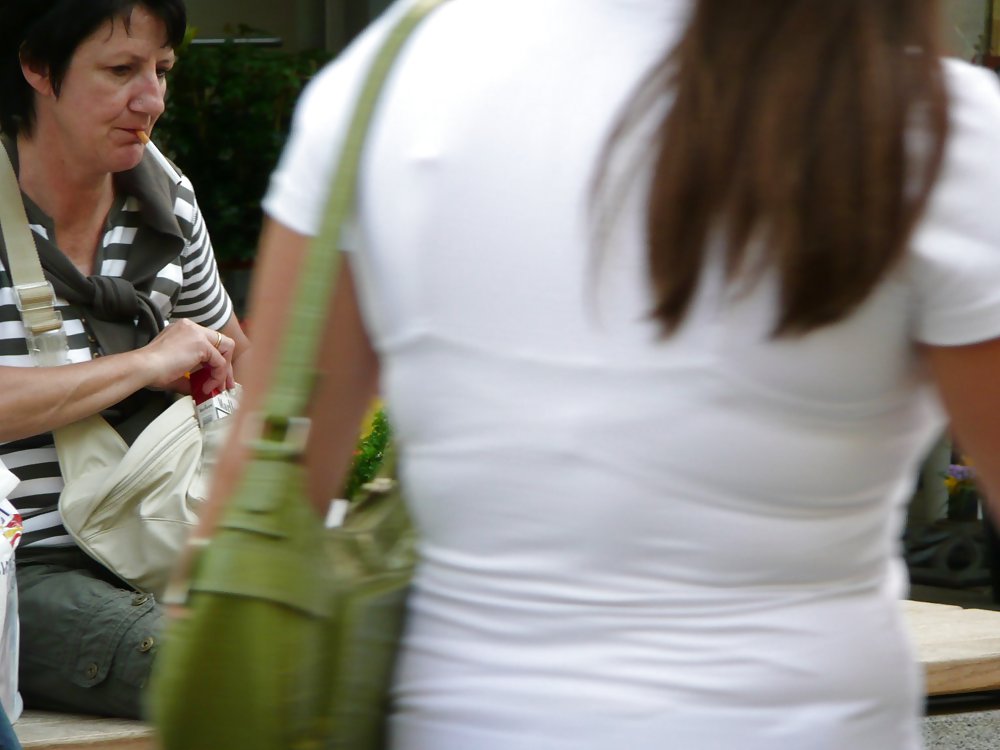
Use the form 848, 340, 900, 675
189, 365, 235, 427
189, 365, 220, 405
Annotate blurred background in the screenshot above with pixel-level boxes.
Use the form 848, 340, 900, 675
184, 0, 994, 56
185, 0, 393, 53
157, 0, 396, 314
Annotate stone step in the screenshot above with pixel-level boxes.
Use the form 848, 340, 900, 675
904, 600, 1000, 695
14, 710, 152, 749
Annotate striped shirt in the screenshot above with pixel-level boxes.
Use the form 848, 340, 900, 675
0, 164, 234, 549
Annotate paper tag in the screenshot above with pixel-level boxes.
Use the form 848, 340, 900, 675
0, 501, 21, 557
0, 463, 17, 501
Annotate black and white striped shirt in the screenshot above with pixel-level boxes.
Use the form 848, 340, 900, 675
0, 167, 234, 549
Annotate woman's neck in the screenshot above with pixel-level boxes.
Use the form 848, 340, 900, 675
16, 132, 115, 275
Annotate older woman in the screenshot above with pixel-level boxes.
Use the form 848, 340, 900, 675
0, 0, 249, 718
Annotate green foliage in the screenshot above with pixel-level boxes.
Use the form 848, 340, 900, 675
343, 409, 392, 499
156, 30, 332, 263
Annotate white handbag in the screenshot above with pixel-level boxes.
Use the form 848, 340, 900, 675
0, 142, 234, 598
53, 395, 235, 597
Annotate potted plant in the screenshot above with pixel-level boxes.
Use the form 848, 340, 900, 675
943, 461, 980, 522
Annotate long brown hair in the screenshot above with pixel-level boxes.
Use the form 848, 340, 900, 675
595, 0, 949, 336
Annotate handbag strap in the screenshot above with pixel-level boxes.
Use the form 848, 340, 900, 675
0, 145, 66, 350
250, 0, 448, 456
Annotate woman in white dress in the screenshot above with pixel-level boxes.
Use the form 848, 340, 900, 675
205, 1, 1000, 748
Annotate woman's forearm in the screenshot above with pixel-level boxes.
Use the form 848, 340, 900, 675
218, 313, 251, 384
0, 349, 152, 441
0, 317, 236, 442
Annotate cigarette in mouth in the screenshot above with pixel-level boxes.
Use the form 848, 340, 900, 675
136, 131, 182, 184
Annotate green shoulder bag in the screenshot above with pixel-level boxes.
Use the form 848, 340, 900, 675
149, 2, 446, 747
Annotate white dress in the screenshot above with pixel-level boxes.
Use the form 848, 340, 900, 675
263, 1, 1000, 748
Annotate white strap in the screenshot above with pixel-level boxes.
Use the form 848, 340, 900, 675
0, 145, 62, 332
0, 144, 67, 365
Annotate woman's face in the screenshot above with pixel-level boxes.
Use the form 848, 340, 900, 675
32, 6, 175, 175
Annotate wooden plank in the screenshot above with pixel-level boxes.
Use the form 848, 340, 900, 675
904, 600, 1000, 696
15, 710, 153, 750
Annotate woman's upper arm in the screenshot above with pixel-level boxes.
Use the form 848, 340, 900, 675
218, 313, 251, 378
924, 339, 1000, 518
200, 217, 377, 531
234, 217, 377, 423
911, 65, 1000, 521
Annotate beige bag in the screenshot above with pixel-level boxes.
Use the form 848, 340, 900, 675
54, 396, 235, 597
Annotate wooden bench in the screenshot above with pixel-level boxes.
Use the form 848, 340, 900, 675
11, 600, 1000, 749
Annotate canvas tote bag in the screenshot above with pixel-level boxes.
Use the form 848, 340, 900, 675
54, 394, 234, 597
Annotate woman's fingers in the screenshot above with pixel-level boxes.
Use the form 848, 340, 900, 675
199, 341, 232, 395
143, 320, 236, 391
212, 332, 237, 391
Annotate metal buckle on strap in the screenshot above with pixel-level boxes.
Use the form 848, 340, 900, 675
14, 282, 69, 367
244, 413, 312, 459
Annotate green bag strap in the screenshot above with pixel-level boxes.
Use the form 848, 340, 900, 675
250, 0, 448, 458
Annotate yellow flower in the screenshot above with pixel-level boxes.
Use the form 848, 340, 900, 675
944, 476, 958, 493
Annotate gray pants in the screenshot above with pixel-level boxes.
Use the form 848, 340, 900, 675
15, 546, 162, 719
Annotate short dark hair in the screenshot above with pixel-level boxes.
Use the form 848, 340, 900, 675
0, 0, 187, 136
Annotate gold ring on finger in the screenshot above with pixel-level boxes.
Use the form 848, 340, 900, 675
214, 331, 223, 348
